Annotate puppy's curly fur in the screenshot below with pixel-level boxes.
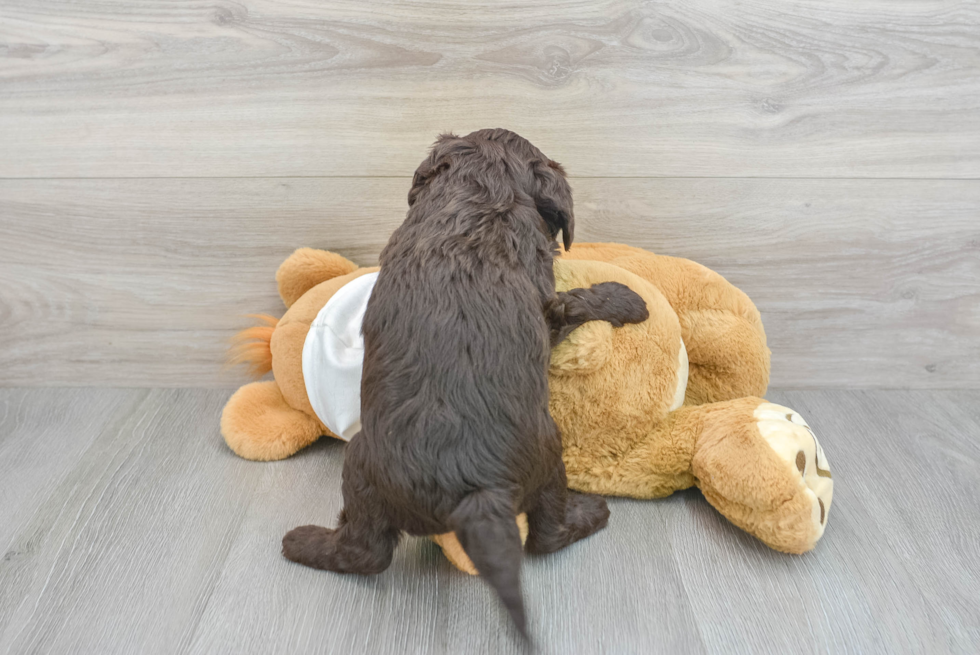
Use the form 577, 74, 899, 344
282, 129, 648, 638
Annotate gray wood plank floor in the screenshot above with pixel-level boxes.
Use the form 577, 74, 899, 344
1, 388, 977, 654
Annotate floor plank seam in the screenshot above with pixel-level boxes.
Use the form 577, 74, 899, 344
179, 470, 267, 655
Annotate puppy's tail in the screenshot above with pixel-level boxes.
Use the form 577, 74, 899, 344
450, 490, 528, 640
227, 314, 279, 377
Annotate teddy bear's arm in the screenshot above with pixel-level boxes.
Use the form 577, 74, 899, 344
545, 282, 649, 347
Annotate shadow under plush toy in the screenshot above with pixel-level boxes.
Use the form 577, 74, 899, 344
222, 242, 833, 569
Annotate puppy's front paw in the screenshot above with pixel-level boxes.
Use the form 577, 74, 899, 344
585, 282, 649, 327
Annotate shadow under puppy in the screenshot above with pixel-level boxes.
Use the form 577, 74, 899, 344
282, 129, 648, 637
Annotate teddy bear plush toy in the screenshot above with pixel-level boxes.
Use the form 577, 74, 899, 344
222, 242, 833, 571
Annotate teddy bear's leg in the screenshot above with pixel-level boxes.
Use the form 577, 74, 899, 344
275, 248, 358, 308
681, 310, 770, 404
691, 398, 833, 553
561, 405, 701, 500
221, 381, 328, 461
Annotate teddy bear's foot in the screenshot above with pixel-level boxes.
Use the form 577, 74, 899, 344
693, 399, 833, 554
221, 381, 328, 461
754, 402, 833, 531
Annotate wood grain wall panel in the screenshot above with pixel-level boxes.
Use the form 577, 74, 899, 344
1, 177, 976, 388
1, 0, 978, 178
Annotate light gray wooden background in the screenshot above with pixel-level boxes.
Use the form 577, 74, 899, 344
1, 0, 978, 388
2, 2, 980, 654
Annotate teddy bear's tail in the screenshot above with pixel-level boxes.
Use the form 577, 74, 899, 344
228, 314, 279, 378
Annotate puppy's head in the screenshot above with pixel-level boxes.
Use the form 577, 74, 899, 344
408, 129, 574, 250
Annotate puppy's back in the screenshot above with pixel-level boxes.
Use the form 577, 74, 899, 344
360, 226, 555, 522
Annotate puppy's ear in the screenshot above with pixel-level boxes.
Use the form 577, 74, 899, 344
408, 133, 464, 207
408, 157, 448, 206
532, 159, 574, 250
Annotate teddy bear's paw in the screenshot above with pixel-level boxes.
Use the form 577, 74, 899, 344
221, 381, 327, 461
754, 403, 834, 540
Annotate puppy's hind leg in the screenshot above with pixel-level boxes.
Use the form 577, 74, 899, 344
282, 437, 399, 574
525, 456, 610, 555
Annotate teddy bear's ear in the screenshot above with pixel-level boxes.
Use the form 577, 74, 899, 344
275, 248, 358, 308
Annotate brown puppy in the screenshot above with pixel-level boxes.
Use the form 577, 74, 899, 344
282, 129, 648, 637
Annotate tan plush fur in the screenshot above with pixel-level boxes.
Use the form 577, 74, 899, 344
221, 381, 325, 462
222, 244, 832, 564
275, 248, 358, 308
559, 242, 770, 404
228, 314, 278, 377
691, 397, 820, 554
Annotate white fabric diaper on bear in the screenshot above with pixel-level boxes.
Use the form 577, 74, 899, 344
302, 272, 379, 441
